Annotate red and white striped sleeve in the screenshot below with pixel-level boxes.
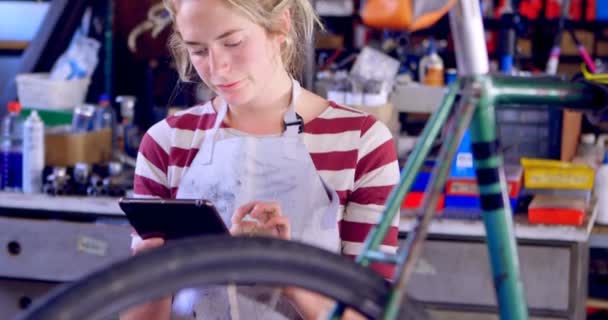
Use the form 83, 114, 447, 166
341, 115, 400, 279
133, 119, 173, 199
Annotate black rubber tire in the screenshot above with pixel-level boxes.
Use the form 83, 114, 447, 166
16, 236, 393, 320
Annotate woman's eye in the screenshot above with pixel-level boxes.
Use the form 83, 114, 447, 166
192, 48, 209, 56
225, 40, 242, 48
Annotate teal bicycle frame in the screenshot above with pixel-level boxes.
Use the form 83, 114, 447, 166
331, 1, 605, 319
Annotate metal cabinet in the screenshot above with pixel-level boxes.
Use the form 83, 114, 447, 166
402, 234, 589, 320
0, 214, 131, 319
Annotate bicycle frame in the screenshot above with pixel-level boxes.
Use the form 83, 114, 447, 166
332, 1, 605, 319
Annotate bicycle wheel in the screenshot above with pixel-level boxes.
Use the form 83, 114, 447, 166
16, 236, 394, 320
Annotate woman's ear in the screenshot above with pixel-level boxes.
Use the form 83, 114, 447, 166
277, 8, 292, 44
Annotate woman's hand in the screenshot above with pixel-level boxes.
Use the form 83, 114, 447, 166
230, 201, 291, 240
282, 287, 366, 320
131, 235, 165, 256
121, 236, 170, 320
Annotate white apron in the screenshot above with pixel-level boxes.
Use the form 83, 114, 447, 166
172, 80, 341, 319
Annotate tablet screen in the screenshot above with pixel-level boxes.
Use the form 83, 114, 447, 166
119, 198, 229, 240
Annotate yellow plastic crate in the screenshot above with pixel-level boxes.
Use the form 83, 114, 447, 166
520, 158, 595, 190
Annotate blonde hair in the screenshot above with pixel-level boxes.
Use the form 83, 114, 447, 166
164, 0, 321, 82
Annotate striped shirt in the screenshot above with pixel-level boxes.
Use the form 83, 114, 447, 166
134, 101, 400, 279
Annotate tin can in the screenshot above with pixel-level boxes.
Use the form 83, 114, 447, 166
445, 68, 458, 85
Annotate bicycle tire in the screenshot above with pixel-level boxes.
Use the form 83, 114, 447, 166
16, 236, 393, 320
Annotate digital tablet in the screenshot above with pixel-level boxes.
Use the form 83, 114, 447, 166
119, 198, 229, 240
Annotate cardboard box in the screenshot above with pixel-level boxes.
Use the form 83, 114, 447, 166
596, 40, 608, 56
517, 38, 532, 57
351, 102, 401, 137
561, 110, 582, 161
560, 30, 594, 56
315, 34, 344, 50
45, 128, 112, 166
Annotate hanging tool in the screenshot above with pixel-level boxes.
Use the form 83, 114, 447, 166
361, 0, 457, 31
496, 0, 522, 73
568, 28, 597, 74
545, 0, 570, 74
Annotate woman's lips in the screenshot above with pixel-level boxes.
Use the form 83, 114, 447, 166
216, 80, 241, 90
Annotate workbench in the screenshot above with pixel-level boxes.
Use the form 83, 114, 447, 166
400, 205, 598, 320
0, 192, 599, 319
0, 192, 131, 319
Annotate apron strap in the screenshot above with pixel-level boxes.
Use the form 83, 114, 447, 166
198, 98, 228, 165
282, 79, 303, 137
281, 79, 304, 160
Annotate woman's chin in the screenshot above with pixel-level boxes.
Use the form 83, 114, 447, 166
220, 90, 254, 107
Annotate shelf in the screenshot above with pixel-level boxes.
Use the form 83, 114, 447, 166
0, 40, 28, 50
410, 16, 608, 37
0, 191, 601, 244
590, 224, 608, 249
399, 201, 598, 243
0, 40, 28, 55
0, 192, 123, 217
587, 298, 608, 310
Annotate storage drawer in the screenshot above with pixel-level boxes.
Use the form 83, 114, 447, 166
0, 278, 56, 319
0, 216, 131, 282
406, 238, 573, 313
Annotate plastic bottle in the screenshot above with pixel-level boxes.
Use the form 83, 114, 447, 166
327, 71, 348, 105
418, 39, 445, 87
93, 94, 116, 130
116, 96, 140, 158
597, 134, 608, 165
573, 133, 598, 169
1, 101, 24, 191
595, 151, 608, 225
71, 104, 96, 133
94, 94, 117, 152
22, 111, 45, 194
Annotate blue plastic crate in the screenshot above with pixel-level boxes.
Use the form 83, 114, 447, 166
444, 195, 518, 210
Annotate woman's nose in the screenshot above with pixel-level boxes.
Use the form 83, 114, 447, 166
208, 49, 230, 75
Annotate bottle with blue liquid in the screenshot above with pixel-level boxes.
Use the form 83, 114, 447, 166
93, 93, 117, 151
93, 94, 116, 129
1, 101, 24, 191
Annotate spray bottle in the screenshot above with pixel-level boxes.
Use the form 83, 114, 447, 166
22, 111, 45, 193
595, 151, 608, 224
418, 39, 444, 87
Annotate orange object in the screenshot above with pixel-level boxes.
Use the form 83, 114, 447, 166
402, 192, 444, 210
519, 0, 543, 20
7, 101, 21, 113
423, 64, 445, 86
528, 207, 585, 225
570, 0, 583, 21
527, 195, 586, 226
587, 0, 596, 21
361, 0, 456, 31
545, 0, 562, 19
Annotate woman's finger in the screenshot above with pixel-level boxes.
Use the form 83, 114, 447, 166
230, 221, 258, 236
231, 201, 258, 224
262, 216, 291, 240
131, 237, 165, 255
250, 202, 281, 223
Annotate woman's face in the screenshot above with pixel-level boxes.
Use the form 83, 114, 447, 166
175, 0, 284, 107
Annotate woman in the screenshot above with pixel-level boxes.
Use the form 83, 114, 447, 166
124, 0, 400, 318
